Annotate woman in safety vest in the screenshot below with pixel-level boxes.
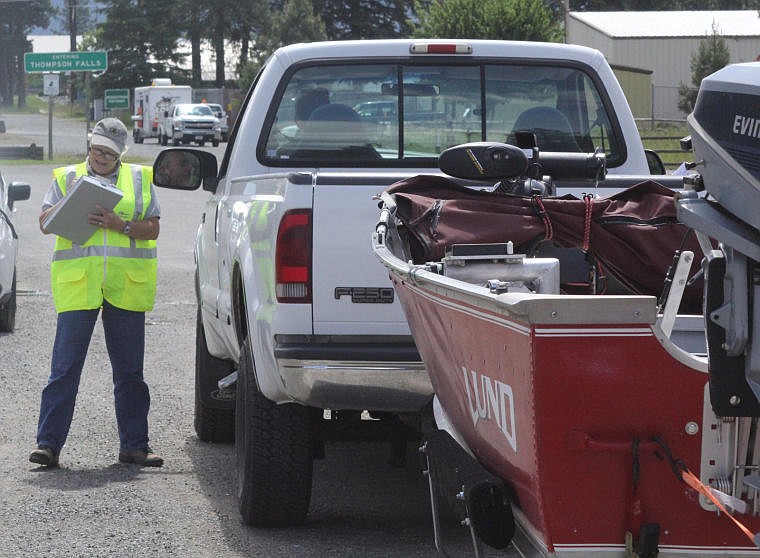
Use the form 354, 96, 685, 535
30, 117, 163, 468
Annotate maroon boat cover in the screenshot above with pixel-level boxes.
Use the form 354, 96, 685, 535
385, 175, 705, 313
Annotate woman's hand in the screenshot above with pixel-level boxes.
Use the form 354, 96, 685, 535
87, 204, 160, 240
87, 204, 123, 231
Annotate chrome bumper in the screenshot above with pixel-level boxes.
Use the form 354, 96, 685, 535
277, 358, 432, 412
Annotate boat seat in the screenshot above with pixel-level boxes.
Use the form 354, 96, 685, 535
289, 103, 381, 161
508, 106, 583, 153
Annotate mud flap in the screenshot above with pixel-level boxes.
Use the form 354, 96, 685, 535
420, 429, 515, 553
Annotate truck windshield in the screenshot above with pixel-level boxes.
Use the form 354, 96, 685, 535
262, 61, 624, 168
177, 104, 214, 116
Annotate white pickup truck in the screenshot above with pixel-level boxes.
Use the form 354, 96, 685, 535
153, 38, 676, 527
159, 103, 221, 147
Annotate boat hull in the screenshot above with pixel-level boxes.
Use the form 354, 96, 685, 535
391, 275, 760, 557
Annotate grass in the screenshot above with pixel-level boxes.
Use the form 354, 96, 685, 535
637, 121, 691, 170
2, 95, 88, 119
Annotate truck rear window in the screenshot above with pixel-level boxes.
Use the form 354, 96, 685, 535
262, 61, 625, 168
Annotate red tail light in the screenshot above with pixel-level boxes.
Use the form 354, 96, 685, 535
276, 209, 312, 303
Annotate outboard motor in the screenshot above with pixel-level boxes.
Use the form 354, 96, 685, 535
677, 62, 760, 416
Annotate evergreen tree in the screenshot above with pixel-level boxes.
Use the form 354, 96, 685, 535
228, 0, 271, 76
312, 0, 416, 40
238, 0, 326, 93
172, 0, 210, 86
677, 22, 730, 115
208, 0, 254, 87
0, 0, 54, 108
88, 0, 188, 97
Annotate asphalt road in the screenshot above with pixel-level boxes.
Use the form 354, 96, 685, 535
0, 113, 513, 557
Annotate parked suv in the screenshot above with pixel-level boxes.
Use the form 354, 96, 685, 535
160, 103, 221, 147
0, 169, 31, 332
204, 103, 229, 142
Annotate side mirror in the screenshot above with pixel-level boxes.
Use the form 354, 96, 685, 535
8, 182, 31, 210
645, 149, 666, 175
153, 148, 218, 191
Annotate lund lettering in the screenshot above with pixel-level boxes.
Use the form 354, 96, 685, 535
462, 367, 517, 452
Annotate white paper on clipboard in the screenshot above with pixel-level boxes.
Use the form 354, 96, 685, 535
42, 175, 124, 244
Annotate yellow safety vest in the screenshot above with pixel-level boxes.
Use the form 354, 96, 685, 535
50, 162, 158, 313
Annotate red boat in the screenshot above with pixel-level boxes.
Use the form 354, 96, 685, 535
373, 63, 760, 557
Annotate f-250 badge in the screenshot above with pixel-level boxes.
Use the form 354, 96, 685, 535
334, 287, 394, 303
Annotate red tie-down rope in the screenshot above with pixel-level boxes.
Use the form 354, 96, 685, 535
680, 469, 758, 545
532, 195, 553, 241
653, 437, 760, 547
582, 193, 593, 252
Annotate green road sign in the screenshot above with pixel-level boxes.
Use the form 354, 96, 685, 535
24, 51, 108, 73
105, 89, 130, 110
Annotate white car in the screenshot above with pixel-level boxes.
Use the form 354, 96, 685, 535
0, 170, 30, 332
204, 103, 229, 142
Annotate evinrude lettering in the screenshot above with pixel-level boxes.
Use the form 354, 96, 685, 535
334, 287, 395, 303
462, 366, 517, 452
733, 115, 760, 138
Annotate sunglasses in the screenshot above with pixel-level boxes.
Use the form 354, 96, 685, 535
89, 146, 119, 162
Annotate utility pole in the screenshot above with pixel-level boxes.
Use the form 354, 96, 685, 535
68, 0, 77, 103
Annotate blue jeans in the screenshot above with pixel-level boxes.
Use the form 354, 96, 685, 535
36, 300, 151, 454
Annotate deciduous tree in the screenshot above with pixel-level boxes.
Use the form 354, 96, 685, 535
572, 0, 759, 8
412, 0, 562, 42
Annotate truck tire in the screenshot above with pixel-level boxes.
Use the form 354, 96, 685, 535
160, 132, 168, 146
194, 306, 235, 442
134, 131, 143, 144
212, 139, 219, 147
172, 130, 180, 146
235, 336, 313, 526
0, 269, 16, 332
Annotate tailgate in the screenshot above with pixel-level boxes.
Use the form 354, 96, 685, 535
312, 181, 411, 336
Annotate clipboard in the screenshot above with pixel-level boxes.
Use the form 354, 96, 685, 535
42, 175, 124, 244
